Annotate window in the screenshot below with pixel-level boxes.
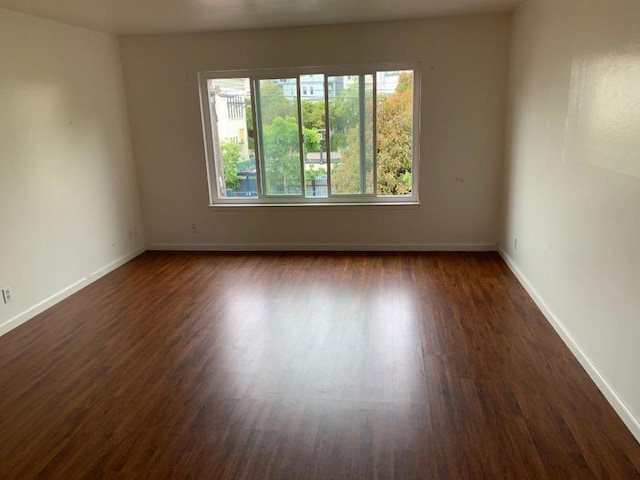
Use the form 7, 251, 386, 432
226, 94, 244, 120
198, 63, 419, 205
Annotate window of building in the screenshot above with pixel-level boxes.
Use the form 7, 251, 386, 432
198, 63, 419, 205
226, 94, 244, 120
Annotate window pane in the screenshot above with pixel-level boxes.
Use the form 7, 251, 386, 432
328, 74, 374, 195
207, 78, 257, 198
376, 70, 413, 196
201, 64, 418, 205
301, 74, 328, 198
257, 78, 302, 196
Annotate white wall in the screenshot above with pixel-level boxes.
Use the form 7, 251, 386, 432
501, 0, 640, 440
0, 9, 145, 334
120, 14, 510, 250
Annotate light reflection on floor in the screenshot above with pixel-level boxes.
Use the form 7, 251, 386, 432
214, 276, 423, 404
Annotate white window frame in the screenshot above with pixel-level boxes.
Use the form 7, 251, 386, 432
198, 62, 420, 206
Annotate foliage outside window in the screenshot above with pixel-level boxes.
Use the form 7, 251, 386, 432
198, 63, 419, 205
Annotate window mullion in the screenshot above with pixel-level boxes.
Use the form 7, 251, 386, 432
251, 78, 265, 197
358, 75, 367, 194
372, 72, 378, 197
295, 76, 305, 197
207, 84, 226, 197
324, 76, 332, 197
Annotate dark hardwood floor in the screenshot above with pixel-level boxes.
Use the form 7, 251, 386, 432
0, 252, 638, 479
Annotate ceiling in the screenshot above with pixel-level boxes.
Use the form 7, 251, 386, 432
0, 0, 521, 35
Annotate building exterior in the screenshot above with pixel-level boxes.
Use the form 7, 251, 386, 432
208, 79, 250, 159
273, 75, 345, 100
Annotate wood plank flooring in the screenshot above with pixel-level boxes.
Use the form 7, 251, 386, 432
0, 252, 638, 479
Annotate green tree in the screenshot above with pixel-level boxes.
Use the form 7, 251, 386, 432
328, 80, 373, 194
329, 72, 413, 195
330, 132, 347, 151
376, 72, 413, 195
220, 140, 242, 191
328, 83, 360, 135
259, 82, 292, 124
261, 115, 321, 192
262, 116, 301, 194
257, 82, 305, 194
330, 128, 373, 194
305, 165, 326, 182
303, 128, 320, 153
302, 100, 325, 131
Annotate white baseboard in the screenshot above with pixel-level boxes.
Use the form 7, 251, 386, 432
147, 242, 498, 252
0, 246, 146, 338
498, 248, 640, 444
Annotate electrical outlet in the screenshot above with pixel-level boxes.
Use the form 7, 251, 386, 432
514, 237, 518, 250
2, 287, 12, 304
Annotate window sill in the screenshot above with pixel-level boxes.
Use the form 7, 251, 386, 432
208, 201, 420, 209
